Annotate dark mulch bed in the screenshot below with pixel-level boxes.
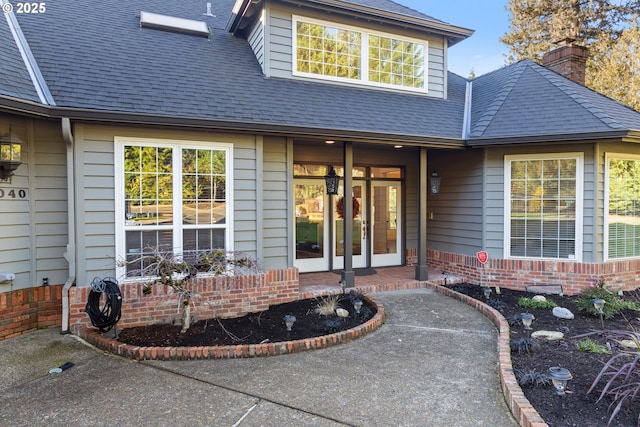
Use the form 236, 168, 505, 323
117, 293, 375, 347
450, 283, 640, 427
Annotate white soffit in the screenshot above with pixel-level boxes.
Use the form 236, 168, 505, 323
140, 11, 209, 37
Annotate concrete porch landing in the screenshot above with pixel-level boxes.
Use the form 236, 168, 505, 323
299, 265, 461, 295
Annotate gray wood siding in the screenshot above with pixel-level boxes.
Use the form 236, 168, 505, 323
426, 150, 484, 255
234, 143, 258, 256
0, 119, 30, 290
75, 125, 264, 286
266, 5, 292, 78
484, 144, 595, 262
262, 137, 289, 269
248, 16, 265, 73
266, 5, 446, 98
0, 116, 68, 290
73, 124, 116, 287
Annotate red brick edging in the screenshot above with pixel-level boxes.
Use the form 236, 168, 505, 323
429, 284, 548, 427
77, 294, 385, 361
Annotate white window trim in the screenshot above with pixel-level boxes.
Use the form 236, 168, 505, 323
503, 153, 584, 261
292, 15, 428, 94
114, 137, 234, 280
604, 152, 640, 261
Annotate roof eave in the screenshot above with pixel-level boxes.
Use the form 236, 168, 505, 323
31, 105, 463, 148
303, 0, 474, 44
0, 94, 51, 117
622, 130, 640, 143
228, 0, 474, 44
466, 130, 635, 147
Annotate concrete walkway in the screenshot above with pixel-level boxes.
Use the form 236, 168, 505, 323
0, 289, 518, 426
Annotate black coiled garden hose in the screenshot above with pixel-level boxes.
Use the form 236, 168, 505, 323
85, 277, 122, 333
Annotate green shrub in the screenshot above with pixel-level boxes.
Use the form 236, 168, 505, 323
517, 297, 557, 309
575, 280, 639, 319
576, 338, 610, 354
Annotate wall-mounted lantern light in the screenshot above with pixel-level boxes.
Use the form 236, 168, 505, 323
429, 171, 441, 195
325, 165, 340, 196
0, 130, 23, 180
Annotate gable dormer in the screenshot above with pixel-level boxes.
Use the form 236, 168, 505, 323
227, 0, 472, 99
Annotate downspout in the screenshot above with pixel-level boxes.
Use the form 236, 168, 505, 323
61, 118, 76, 334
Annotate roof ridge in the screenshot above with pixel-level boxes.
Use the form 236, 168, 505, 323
470, 61, 527, 138
528, 62, 625, 130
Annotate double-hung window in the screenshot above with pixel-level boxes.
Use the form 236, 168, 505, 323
293, 16, 427, 93
504, 153, 583, 260
606, 154, 640, 260
115, 138, 233, 278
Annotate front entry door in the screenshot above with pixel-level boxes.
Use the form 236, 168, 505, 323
371, 181, 402, 266
293, 175, 402, 273
333, 181, 367, 269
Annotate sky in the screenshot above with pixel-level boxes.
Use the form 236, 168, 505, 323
399, 1, 512, 77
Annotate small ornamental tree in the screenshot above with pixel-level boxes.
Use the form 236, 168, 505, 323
120, 248, 261, 333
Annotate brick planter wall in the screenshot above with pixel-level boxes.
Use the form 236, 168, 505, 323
68, 268, 299, 332
0, 285, 63, 341
426, 249, 640, 295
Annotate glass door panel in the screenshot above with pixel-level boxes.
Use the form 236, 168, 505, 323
333, 182, 367, 269
294, 180, 329, 272
371, 181, 401, 266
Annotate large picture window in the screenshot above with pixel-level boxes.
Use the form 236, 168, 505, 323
293, 16, 426, 92
504, 154, 583, 260
606, 155, 640, 260
115, 138, 232, 278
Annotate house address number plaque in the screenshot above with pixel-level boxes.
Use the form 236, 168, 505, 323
0, 188, 27, 199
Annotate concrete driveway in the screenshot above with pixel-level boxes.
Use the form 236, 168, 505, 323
0, 289, 517, 427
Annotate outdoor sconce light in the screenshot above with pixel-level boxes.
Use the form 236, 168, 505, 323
548, 366, 572, 418
593, 298, 605, 328
0, 130, 23, 180
429, 171, 441, 195
521, 312, 534, 337
324, 165, 340, 196
482, 286, 491, 300
353, 299, 363, 314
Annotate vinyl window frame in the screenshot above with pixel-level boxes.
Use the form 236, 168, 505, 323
292, 15, 428, 94
604, 153, 640, 261
503, 152, 583, 261
114, 137, 234, 280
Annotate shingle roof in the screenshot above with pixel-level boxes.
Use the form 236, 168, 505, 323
9, 0, 466, 141
0, 14, 39, 102
337, 0, 447, 24
469, 60, 640, 141
2, 0, 640, 145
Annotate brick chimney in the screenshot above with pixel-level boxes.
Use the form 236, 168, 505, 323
542, 38, 588, 85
